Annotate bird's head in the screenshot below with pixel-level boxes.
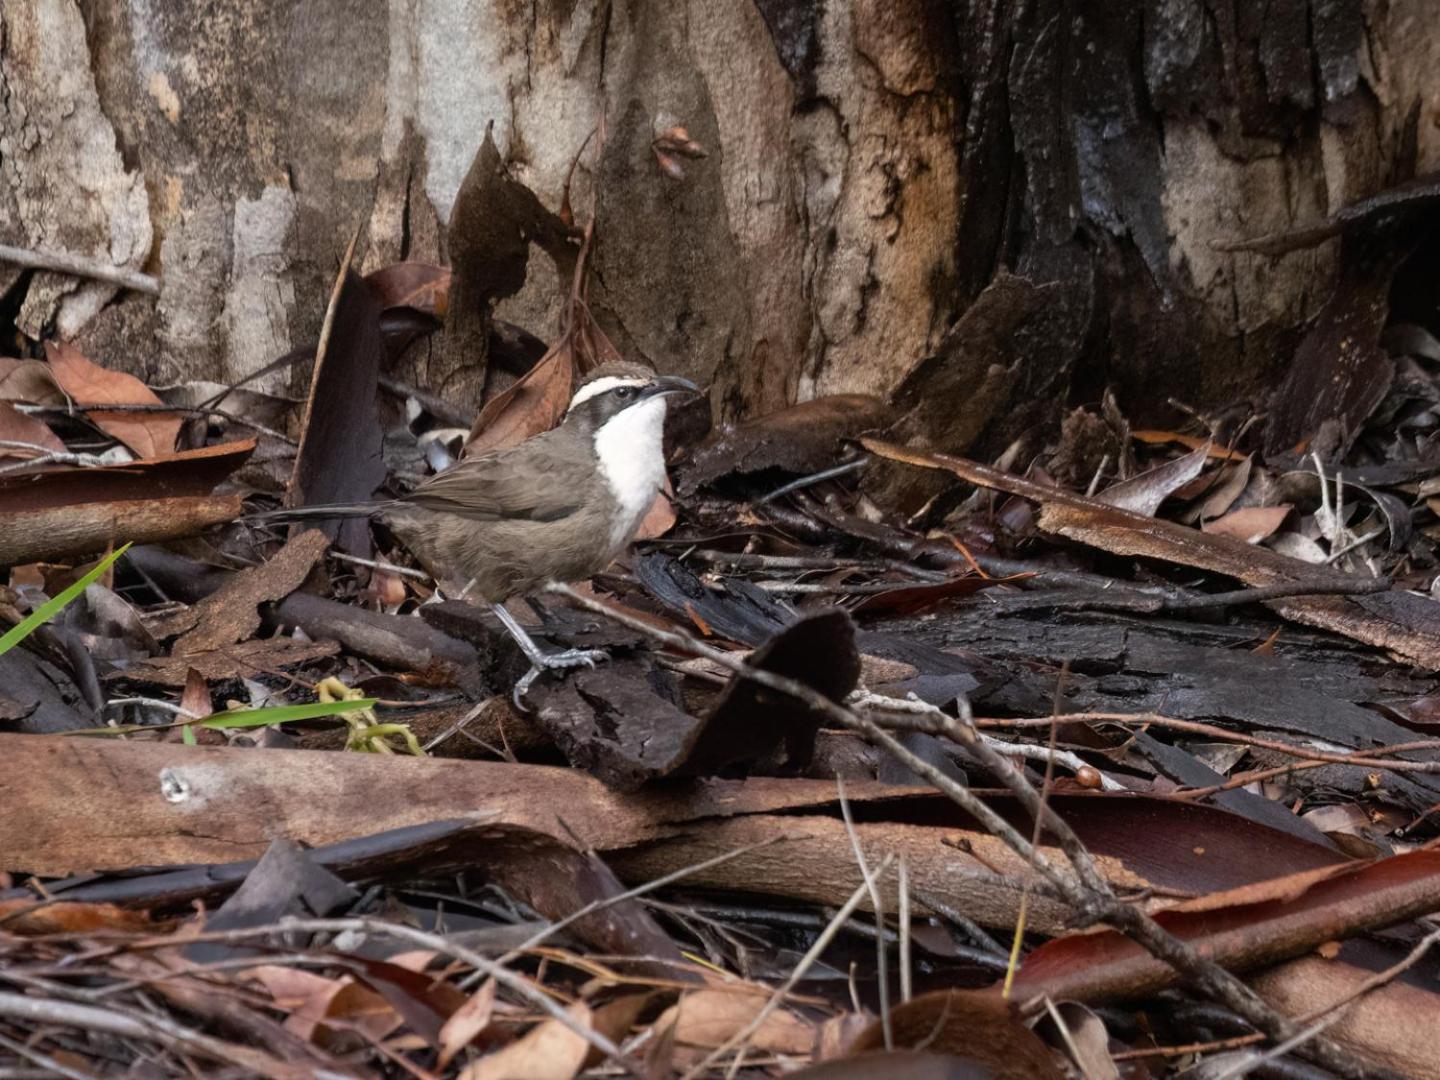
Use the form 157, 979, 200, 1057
563, 362, 701, 437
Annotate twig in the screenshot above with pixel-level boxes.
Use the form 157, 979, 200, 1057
0, 242, 159, 294
104, 697, 199, 720
0, 991, 286, 1074
0, 441, 113, 477
681, 855, 894, 1080
1326, 528, 1386, 565
327, 550, 432, 581
484, 836, 787, 982
980, 712, 1440, 778
551, 583, 1377, 1079
236, 916, 639, 1074
837, 778, 891, 1049
20, 401, 298, 446
0, 1029, 95, 1080
850, 689, 1126, 792
757, 457, 869, 504
898, 855, 913, 1004
1004, 667, 1067, 999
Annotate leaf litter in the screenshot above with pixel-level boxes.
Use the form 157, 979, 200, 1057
5, 146, 1440, 1080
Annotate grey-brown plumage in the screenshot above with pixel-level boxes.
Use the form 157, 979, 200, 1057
261, 361, 699, 701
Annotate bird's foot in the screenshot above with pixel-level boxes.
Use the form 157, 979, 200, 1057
512, 647, 611, 709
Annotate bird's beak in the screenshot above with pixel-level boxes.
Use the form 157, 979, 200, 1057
642, 374, 702, 400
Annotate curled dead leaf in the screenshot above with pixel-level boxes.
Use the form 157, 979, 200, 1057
44, 342, 182, 458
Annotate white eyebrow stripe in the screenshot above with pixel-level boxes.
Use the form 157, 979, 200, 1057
567, 375, 648, 411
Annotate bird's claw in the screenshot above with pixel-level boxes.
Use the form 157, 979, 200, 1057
511, 648, 611, 711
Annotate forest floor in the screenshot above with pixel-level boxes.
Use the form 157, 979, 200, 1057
5, 226, 1440, 1079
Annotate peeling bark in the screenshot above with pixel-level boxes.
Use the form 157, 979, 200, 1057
0, 0, 1434, 443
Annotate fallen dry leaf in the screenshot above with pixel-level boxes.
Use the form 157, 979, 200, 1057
0, 400, 65, 458
1204, 504, 1292, 543
437, 979, 497, 1070
460, 1002, 591, 1080
44, 341, 181, 458
1007, 851, 1440, 1004
657, 988, 812, 1054
0, 356, 65, 404
1130, 429, 1247, 461
1096, 443, 1209, 516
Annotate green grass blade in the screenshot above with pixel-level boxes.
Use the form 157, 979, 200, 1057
0, 543, 133, 657
200, 698, 376, 729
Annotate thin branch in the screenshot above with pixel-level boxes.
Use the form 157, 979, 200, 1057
681, 855, 894, 1080
837, 778, 891, 1049
0, 242, 159, 294
551, 583, 1377, 1080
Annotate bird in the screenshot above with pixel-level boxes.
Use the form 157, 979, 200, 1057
259, 361, 700, 702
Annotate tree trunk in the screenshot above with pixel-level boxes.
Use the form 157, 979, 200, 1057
2, 1, 1435, 456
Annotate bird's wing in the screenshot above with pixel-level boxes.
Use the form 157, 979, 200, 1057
398, 433, 588, 522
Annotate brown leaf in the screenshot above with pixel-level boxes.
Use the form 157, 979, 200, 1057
438, 979, 497, 1069
0, 400, 65, 458
0, 356, 64, 404
365, 261, 451, 316
634, 479, 677, 541
1130, 430, 1247, 461
466, 336, 576, 455
179, 668, 213, 720
44, 341, 182, 458
1096, 443, 1209, 516
656, 989, 812, 1054
1008, 850, 1440, 1004
847, 989, 1063, 1079
460, 1003, 592, 1080
1204, 504, 1292, 543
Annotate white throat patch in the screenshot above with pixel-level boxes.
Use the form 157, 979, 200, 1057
592, 395, 669, 552
567, 375, 648, 413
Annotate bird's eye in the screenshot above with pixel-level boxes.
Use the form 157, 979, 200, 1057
614, 385, 637, 400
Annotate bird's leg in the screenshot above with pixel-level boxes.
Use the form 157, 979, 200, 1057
489, 602, 609, 707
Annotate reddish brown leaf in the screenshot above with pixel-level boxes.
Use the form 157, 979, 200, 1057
1204, 504, 1292, 543
1130, 430, 1247, 461
1008, 851, 1440, 1004
0, 898, 161, 935
365, 261, 451, 316
179, 668, 213, 720
851, 571, 1027, 616
634, 479, 677, 541
44, 341, 181, 458
845, 989, 1064, 1079
466, 337, 576, 455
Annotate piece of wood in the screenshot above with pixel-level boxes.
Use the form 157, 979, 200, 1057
0, 493, 243, 565
0, 439, 256, 511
